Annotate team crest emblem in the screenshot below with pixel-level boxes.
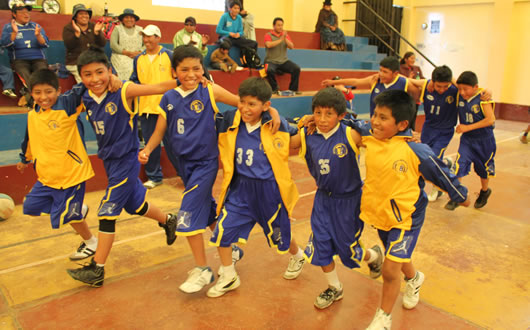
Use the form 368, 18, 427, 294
48, 120, 59, 130
190, 100, 204, 113
426, 95, 434, 101
459, 101, 465, 107
392, 160, 408, 174
105, 102, 118, 115
471, 104, 480, 114
167, 104, 173, 111
375, 88, 380, 93
87, 109, 92, 117
333, 143, 348, 158
446, 95, 454, 104
273, 138, 284, 149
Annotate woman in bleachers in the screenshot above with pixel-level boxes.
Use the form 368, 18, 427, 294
315, 0, 346, 51
110, 9, 144, 81
399, 51, 424, 79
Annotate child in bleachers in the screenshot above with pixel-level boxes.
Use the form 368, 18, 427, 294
207, 77, 306, 297
210, 41, 238, 73
66, 48, 179, 287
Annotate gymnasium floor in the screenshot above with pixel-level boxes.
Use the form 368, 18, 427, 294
0, 119, 528, 329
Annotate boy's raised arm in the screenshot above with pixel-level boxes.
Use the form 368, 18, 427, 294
212, 83, 239, 107
322, 73, 377, 89
125, 79, 177, 100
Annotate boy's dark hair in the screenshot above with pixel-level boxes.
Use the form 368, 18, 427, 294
230, 1, 241, 8
456, 71, 478, 86
374, 90, 415, 127
238, 77, 272, 103
172, 45, 203, 69
431, 65, 452, 83
273, 17, 283, 26
219, 41, 230, 50
312, 87, 347, 115
379, 56, 400, 72
77, 46, 110, 74
399, 51, 414, 65
29, 69, 59, 91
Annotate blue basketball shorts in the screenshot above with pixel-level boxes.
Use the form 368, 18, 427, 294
23, 181, 86, 229
421, 126, 455, 158
455, 134, 496, 179
303, 189, 365, 269
98, 153, 147, 219
377, 226, 422, 263
210, 175, 291, 253
175, 158, 218, 235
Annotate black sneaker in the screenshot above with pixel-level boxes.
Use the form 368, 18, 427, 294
444, 200, 459, 211
67, 258, 104, 287
163, 214, 177, 245
474, 188, 492, 209
368, 245, 383, 279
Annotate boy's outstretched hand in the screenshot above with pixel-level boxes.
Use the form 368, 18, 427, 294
268, 107, 281, 134
108, 74, 123, 93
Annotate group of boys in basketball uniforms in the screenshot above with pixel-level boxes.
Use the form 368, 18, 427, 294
17, 43, 494, 329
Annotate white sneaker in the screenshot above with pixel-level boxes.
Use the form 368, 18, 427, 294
206, 272, 240, 298
69, 242, 96, 260
179, 267, 214, 293
283, 256, 305, 280
427, 189, 443, 202
143, 180, 162, 189
366, 308, 392, 330
403, 271, 425, 309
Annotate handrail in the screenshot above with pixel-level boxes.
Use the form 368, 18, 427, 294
345, 0, 437, 67
355, 20, 399, 57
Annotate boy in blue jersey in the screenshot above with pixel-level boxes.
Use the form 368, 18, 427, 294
66, 48, 179, 287
349, 90, 470, 329
206, 77, 306, 298
292, 87, 384, 309
445, 71, 495, 210
17, 69, 99, 261
321, 56, 420, 118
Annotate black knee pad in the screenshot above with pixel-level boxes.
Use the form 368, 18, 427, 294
99, 219, 116, 234
136, 202, 149, 216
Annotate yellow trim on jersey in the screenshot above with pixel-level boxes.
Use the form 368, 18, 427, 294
134, 199, 147, 214
183, 184, 199, 198
98, 177, 128, 218
484, 152, 496, 178
121, 81, 135, 130
403, 77, 409, 92
345, 126, 360, 156
348, 228, 365, 266
479, 100, 495, 117
385, 229, 411, 263
370, 80, 377, 93
419, 80, 428, 103
298, 127, 307, 159
207, 84, 220, 114
454, 152, 461, 176
212, 207, 228, 246
238, 238, 248, 244
437, 147, 446, 159
58, 189, 77, 228
158, 105, 167, 120
266, 204, 289, 255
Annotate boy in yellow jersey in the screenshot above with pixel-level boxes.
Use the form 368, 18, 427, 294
17, 69, 110, 260
347, 90, 469, 329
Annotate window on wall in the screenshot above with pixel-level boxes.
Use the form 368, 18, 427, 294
152, 0, 225, 11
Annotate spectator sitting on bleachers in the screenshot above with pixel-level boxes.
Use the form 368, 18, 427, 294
315, 0, 346, 51
0, 48, 17, 98
264, 17, 301, 94
0, 1, 49, 106
210, 41, 238, 73
173, 16, 209, 58
62, 4, 105, 83
110, 8, 143, 81
224, 0, 255, 41
216, 1, 257, 53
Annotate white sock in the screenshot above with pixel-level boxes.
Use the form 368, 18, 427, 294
366, 248, 378, 263
84, 236, 98, 250
324, 269, 341, 289
96, 263, 105, 267
293, 247, 305, 260
222, 264, 236, 279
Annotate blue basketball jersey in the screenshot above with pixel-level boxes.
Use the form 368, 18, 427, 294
301, 123, 362, 194
234, 121, 274, 180
370, 76, 408, 116
457, 91, 495, 139
158, 84, 219, 160
422, 81, 458, 129
83, 82, 139, 161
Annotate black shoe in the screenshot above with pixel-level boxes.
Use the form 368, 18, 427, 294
67, 258, 104, 287
444, 200, 459, 211
163, 214, 177, 245
474, 188, 492, 209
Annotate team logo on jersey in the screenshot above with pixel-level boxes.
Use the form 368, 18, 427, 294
374, 88, 380, 93
426, 95, 434, 101
271, 227, 283, 246
48, 120, 59, 130
333, 143, 348, 158
87, 110, 92, 117
105, 102, 118, 115
190, 100, 204, 113
392, 160, 408, 174
167, 104, 174, 111
471, 104, 480, 114
391, 235, 412, 256
446, 95, 454, 104
304, 234, 314, 257
273, 137, 284, 149
459, 101, 465, 107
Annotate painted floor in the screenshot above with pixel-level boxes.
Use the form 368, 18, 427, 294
0, 119, 528, 329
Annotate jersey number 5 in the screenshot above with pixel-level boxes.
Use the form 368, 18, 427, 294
319, 159, 330, 175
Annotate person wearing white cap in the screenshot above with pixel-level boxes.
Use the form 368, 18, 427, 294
110, 8, 144, 80
130, 24, 180, 189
